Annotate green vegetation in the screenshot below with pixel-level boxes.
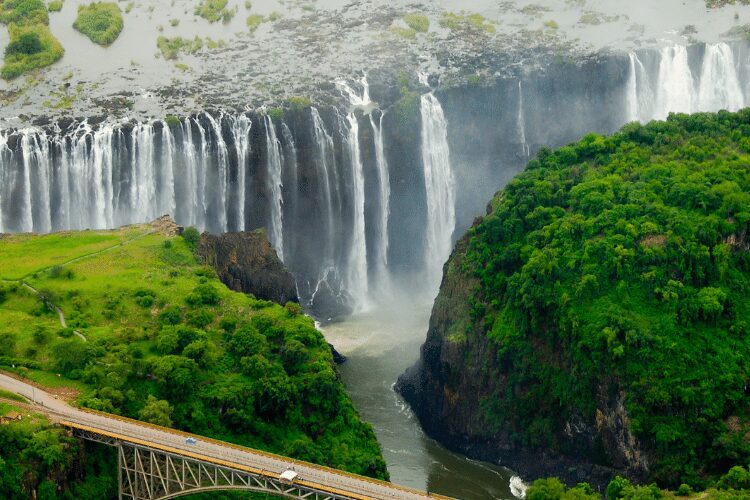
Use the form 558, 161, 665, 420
73, 2, 123, 46
0, 0, 63, 80
47, 0, 62, 12
706, 0, 750, 8
0, 405, 118, 498
245, 13, 263, 31
157, 35, 203, 59
285, 95, 312, 110
403, 13, 429, 32
389, 26, 416, 39
0, 223, 388, 488
461, 110, 750, 488
440, 11, 496, 33
195, 0, 234, 23
528, 471, 750, 499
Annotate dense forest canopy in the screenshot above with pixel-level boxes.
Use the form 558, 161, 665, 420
463, 109, 750, 487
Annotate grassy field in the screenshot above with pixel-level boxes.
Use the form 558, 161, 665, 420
0, 221, 388, 481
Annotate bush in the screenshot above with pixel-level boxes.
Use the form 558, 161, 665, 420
158, 305, 182, 325
5, 31, 42, 55
246, 13, 263, 31
186, 308, 214, 328
195, 0, 234, 23
677, 484, 692, 496
719, 466, 750, 490
0, 286, 7, 304
403, 13, 429, 32
47, 0, 62, 12
284, 301, 302, 316
133, 288, 156, 308
73, 2, 123, 46
185, 284, 220, 306
181, 226, 200, 249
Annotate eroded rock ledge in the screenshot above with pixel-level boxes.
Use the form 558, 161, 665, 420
199, 230, 298, 306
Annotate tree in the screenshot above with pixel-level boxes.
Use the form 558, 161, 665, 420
5, 31, 43, 56
182, 227, 200, 250
52, 340, 92, 374
138, 395, 173, 427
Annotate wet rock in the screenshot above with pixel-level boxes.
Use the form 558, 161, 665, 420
199, 230, 299, 306
328, 343, 347, 364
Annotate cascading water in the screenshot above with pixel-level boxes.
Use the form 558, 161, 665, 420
264, 115, 285, 261
698, 42, 744, 112
344, 112, 368, 308
654, 45, 695, 119
229, 114, 252, 231
1, 41, 748, 317
370, 112, 391, 292
420, 92, 456, 292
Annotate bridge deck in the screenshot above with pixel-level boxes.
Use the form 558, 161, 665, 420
0, 372, 451, 500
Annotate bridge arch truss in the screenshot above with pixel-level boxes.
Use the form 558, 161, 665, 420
72, 428, 352, 500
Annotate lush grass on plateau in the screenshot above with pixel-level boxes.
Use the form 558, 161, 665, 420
73, 2, 123, 46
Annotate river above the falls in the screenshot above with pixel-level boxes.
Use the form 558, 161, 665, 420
320, 296, 517, 500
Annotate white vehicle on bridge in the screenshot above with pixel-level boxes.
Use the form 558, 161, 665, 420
279, 469, 298, 484
185, 437, 197, 445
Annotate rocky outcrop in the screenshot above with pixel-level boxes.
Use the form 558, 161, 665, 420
199, 230, 298, 305
396, 230, 646, 492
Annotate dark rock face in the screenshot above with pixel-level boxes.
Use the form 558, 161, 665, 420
199, 230, 299, 305
395, 231, 645, 492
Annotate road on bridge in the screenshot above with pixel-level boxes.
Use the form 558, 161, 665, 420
0, 372, 450, 500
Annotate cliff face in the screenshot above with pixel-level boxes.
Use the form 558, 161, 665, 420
397, 232, 635, 489
398, 111, 750, 490
199, 230, 298, 305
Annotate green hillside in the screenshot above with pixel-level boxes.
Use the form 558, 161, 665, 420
0, 222, 387, 498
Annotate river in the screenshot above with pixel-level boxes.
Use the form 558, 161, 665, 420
320, 295, 519, 500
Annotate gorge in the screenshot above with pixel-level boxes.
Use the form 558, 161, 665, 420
2, 0, 750, 495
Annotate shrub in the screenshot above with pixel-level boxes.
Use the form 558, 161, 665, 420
677, 484, 692, 496
195, 0, 234, 23
185, 284, 220, 306
246, 13, 263, 31
286, 96, 311, 111
186, 308, 214, 328
133, 288, 156, 308
0, 286, 7, 304
47, 0, 62, 12
719, 466, 750, 490
158, 305, 181, 325
5, 31, 42, 55
73, 2, 123, 46
181, 226, 200, 249
403, 13, 429, 32
285, 301, 302, 316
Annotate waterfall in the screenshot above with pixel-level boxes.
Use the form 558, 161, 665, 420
420, 93, 456, 290
310, 107, 336, 263
18, 132, 35, 232
626, 53, 640, 122
517, 81, 530, 158
654, 45, 694, 119
370, 112, 390, 291
0, 132, 7, 233
345, 112, 368, 307
698, 42, 744, 112
264, 115, 285, 261
229, 115, 252, 231
204, 113, 229, 233
92, 126, 115, 229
